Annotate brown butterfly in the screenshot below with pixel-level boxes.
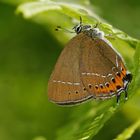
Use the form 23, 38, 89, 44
48, 17, 132, 105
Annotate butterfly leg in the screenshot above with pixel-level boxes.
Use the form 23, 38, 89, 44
124, 91, 128, 100
116, 93, 121, 105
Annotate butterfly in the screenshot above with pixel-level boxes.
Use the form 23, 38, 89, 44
48, 17, 132, 105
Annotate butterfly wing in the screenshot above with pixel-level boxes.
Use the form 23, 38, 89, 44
48, 34, 92, 105
80, 34, 129, 99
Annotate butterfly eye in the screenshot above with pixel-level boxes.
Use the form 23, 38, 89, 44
74, 25, 82, 34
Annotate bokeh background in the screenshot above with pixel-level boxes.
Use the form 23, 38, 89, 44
0, 0, 140, 140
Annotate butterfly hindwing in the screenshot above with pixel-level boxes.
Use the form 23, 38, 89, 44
79, 34, 127, 99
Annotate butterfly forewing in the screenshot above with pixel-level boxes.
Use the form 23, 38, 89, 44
48, 34, 92, 105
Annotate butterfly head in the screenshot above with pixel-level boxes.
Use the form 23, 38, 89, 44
73, 24, 91, 34
73, 16, 91, 34
73, 17, 104, 39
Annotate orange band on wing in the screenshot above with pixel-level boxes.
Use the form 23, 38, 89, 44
121, 63, 127, 76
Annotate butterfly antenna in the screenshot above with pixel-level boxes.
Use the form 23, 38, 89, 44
55, 26, 75, 33
80, 16, 83, 24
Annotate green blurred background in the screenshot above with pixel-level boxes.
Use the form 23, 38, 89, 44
0, 0, 140, 140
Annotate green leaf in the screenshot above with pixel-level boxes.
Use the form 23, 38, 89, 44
17, 0, 139, 46
119, 42, 140, 130
132, 42, 140, 92
17, 1, 98, 20
16, 1, 140, 140
16, 1, 99, 44
56, 101, 118, 140
0, 0, 35, 6
114, 119, 140, 140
